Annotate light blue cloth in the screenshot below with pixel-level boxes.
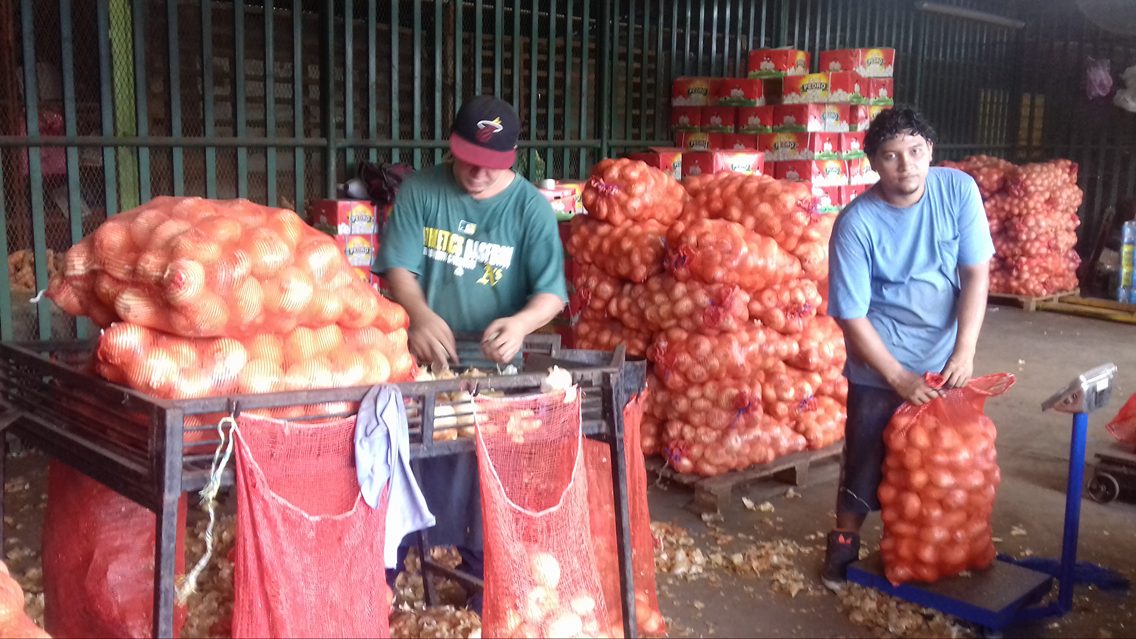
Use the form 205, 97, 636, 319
827, 167, 995, 389
355, 385, 436, 568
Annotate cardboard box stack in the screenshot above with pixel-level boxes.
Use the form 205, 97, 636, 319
308, 199, 385, 291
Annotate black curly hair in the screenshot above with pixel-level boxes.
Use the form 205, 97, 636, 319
863, 106, 938, 157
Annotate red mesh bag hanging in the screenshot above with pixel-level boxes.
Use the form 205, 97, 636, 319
583, 393, 667, 637
42, 461, 188, 638
1106, 392, 1136, 450
475, 391, 610, 638
231, 414, 390, 638
879, 374, 1014, 585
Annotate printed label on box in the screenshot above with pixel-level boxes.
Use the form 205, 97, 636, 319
309, 200, 377, 236
671, 106, 703, 131
737, 105, 776, 133
701, 106, 738, 132
812, 186, 845, 214
840, 132, 867, 158
672, 77, 714, 106
848, 105, 872, 132
627, 149, 683, 182
866, 78, 895, 105
772, 159, 849, 187
759, 132, 840, 161
820, 48, 896, 78
848, 156, 881, 185
681, 151, 764, 178
820, 104, 850, 133
827, 71, 866, 104
713, 79, 765, 107
782, 73, 831, 104
675, 131, 713, 151
721, 134, 759, 150
747, 49, 811, 78
338, 234, 378, 268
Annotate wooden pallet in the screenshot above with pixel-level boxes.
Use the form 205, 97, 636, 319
1036, 294, 1136, 325
646, 442, 843, 514
988, 288, 1079, 312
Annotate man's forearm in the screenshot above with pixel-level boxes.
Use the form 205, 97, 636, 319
383, 268, 433, 320
510, 293, 565, 335
954, 261, 990, 355
836, 316, 908, 387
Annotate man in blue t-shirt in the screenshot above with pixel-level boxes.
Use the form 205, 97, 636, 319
821, 107, 995, 590
373, 96, 568, 609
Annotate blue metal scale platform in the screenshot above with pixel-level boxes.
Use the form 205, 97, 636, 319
847, 363, 1122, 635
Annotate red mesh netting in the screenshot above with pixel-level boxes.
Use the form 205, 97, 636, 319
474, 391, 610, 638
583, 393, 666, 638
232, 414, 390, 638
43, 462, 187, 638
1106, 392, 1136, 450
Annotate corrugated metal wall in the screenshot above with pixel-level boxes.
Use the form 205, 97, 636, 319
3, 0, 1135, 340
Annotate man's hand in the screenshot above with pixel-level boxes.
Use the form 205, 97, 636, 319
940, 350, 975, 389
889, 369, 942, 406
481, 316, 527, 364
408, 309, 458, 371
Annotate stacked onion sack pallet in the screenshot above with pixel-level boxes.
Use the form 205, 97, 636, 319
42, 196, 416, 637
940, 156, 1083, 297
570, 160, 848, 476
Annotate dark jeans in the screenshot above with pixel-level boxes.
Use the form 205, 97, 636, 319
836, 383, 905, 515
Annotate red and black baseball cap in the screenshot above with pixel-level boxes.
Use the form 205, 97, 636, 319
449, 96, 520, 170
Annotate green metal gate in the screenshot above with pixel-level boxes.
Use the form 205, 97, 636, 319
3, 0, 1135, 341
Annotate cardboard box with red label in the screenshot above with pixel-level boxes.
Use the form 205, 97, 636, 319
557, 180, 587, 215
712, 78, 765, 107
840, 132, 866, 158
747, 48, 811, 78
758, 132, 842, 162
812, 186, 846, 214
762, 78, 784, 104
674, 131, 722, 151
737, 105, 776, 133
865, 78, 895, 105
538, 185, 581, 220
309, 200, 377, 236
671, 106, 703, 131
845, 183, 871, 202
869, 104, 889, 122
827, 71, 867, 104
773, 104, 850, 133
681, 150, 764, 178
721, 134, 759, 150
819, 48, 896, 78
336, 234, 379, 268
782, 73, 831, 104
672, 76, 715, 106
848, 105, 872, 132
847, 156, 881, 185
626, 148, 683, 182
701, 106, 737, 132
771, 159, 849, 187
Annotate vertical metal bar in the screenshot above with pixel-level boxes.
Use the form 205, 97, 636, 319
564, 0, 575, 173
234, 0, 247, 198
0, 156, 11, 340
292, 0, 304, 208
110, 0, 139, 210
59, 0, 88, 338
599, 0, 612, 160
625, 1, 634, 140
826, 0, 836, 50
131, 0, 150, 202
683, 1, 692, 75
746, 0, 756, 50
320, 0, 336, 196
97, 1, 120, 214
697, 1, 706, 73
413, 0, 422, 168
549, 0, 557, 156
475, 0, 483, 95
494, 0, 504, 97
391, 1, 401, 164
201, 0, 216, 198
913, 14, 927, 108
671, 1, 680, 81
19, 0, 50, 339
655, 0, 665, 142
606, 374, 638, 639
710, 0, 718, 77
640, 0, 649, 140
265, 0, 277, 205
1057, 412, 1090, 614
435, 0, 444, 165
512, 1, 520, 111
344, 0, 354, 174
167, 0, 184, 196
151, 408, 185, 639
369, 0, 378, 163
455, 0, 463, 103
529, 0, 538, 172
579, 0, 591, 175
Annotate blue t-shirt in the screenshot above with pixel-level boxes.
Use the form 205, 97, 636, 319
827, 167, 995, 389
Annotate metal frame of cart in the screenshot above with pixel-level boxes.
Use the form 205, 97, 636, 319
0, 334, 647, 638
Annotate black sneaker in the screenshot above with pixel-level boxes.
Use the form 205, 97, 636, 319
821, 530, 860, 592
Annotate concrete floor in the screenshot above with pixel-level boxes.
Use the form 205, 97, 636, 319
648, 304, 1136, 638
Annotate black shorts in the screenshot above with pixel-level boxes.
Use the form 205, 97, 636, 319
836, 383, 905, 515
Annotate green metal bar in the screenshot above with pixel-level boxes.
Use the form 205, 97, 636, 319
475, 0, 483, 95
368, 0, 378, 163
563, 0, 574, 173
435, 0, 443, 165
512, 2, 520, 113
671, 1, 680, 80
549, 0, 557, 157
529, 0, 537, 172
697, 1, 705, 73
129, 0, 150, 203
110, 0, 140, 210
0, 153, 12, 340
826, 0, 835, 50
265, 0, 277, 205
293, 0, 304, 207
234, 0, 248, 197
20, 0, 50, 339
579, 0, 591, 175
97, 1, 120, 215
599, 1, 612, 160
201, 0, 216, 198
913, 14, 927, 107
0, 136, 325, 148
710, 0, 718, 76
455, 0, 463, 104
655, 0, 664, 142
494, 0, 503, 98
640, 0, 649, 139
758, 0, 767, 48
413, 0, 422, 168
320, 1, 336, 196
392, 1, 401, 163
167, 0, 184, 195
344, 0, 354, 175
777, 0, 788, 47
60, 0, 85, 355
624, 1, 633, 139
683, 1, 692, 75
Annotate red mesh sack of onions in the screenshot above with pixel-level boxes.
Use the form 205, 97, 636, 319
879, 373, 1014, 586
571, 315, 651, 358
748, 279, 823, 335
627, 274, 751, 335
48, 196, 408, 338
662, 417, 807, 476
648, 325, 796, 391
664, 218, 802, 291
568, 265, 622, 321
580, 158, 687, 227
679, 172, 818, 252
566, 216, 667, 283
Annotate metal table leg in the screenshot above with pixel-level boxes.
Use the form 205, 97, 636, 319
606, 373, 638, 639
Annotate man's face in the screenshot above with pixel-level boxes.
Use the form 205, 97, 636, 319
452, 157, 510, 198
869, 133, 933, 199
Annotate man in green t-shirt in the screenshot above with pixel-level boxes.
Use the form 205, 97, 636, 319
373, 96, 568, 609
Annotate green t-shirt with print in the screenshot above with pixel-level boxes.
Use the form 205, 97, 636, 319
374, 163, 568, 335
